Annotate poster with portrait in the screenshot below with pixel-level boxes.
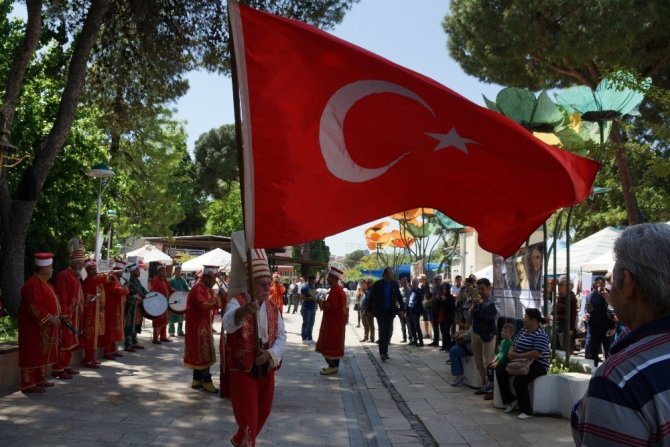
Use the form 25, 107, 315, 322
492, 242, 544, 319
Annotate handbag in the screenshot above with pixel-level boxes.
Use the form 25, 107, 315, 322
505, 357, 533, 376
353, 303, 359, 311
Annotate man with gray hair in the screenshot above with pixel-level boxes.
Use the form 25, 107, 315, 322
572, 223, 670, 446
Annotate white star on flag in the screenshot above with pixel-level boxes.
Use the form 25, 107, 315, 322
426, 128, 478, 154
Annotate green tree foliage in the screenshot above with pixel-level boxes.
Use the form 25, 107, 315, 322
343, 249, 367, 269
356, 253, 382, 271
0, 0, 358, 316
204, 180, 243, 236
109, 110, 192, 237
444, 0, 670, 234
194, 124, 238, 199
292, 239, 330, 277
444, 1, 670, 90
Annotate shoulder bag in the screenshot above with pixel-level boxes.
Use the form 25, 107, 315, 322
505, 357, 533, 376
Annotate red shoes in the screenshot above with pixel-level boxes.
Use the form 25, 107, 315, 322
51, 371, 73, 380
23, 386, 45, 393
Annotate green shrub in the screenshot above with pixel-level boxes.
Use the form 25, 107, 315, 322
548, 355, 588, 374
0, 316, 18, 343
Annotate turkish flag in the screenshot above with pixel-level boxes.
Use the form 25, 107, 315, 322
229, 2, 599, 257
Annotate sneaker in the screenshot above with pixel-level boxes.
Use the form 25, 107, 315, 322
484, 392, 494, 400
131, 344, 145, 349
302, 340, 309, 344
504, 401, 517, 413
518, 413, 533, 420
308, 340, 316, 345
191, 380, 203, 389
320, 367, 338, 375
475, 384, 493, 394
450, 376, 466, 386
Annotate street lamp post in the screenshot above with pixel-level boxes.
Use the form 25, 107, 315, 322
86, 163, 115, 265
105, 209, 118, 265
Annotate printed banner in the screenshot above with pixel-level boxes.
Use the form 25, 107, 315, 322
492, 242, 544, 319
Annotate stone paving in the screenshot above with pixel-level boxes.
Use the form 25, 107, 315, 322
0, 306, 577, 446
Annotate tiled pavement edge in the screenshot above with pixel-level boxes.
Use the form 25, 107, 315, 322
0, 307, 576, 446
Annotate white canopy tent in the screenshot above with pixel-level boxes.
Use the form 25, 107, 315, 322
181, 248, 232, 273
550, 226, 622, 274
474, 264, 493, 281
581, 250, 615, 272
125, 244, 173, 264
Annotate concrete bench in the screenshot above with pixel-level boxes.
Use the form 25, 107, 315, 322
0, 343, 20, 396
0, 344, 86, 396
493, 371, 590, 418
462, 354, 483, 389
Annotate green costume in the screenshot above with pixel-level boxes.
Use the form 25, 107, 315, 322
126, 275, 148, 347
168, 274, 189, 336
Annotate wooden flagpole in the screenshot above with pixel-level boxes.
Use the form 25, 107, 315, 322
227, 0, 266, 376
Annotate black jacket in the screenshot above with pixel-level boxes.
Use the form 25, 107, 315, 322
369, 279, 404, 317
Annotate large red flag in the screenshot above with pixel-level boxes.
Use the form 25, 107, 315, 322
229, 2, 599, 257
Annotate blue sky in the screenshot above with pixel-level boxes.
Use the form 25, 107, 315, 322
174, 0, 503, 257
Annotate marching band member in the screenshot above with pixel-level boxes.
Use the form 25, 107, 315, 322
18, 253, 61, 393
269, 273, 285, 315
81, 259, 106, 368
150, 264, 174, 344
315, 266, 347, 375
183, 264, 220, 393
125, 262, 145, 352
168, 263, 189, 337
223, 232, 286, 447
103, 260, 128, 358
53, 246, 86, 379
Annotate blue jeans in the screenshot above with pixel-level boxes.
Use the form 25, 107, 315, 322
449, 344, 471, 376
301, 306, 316, 340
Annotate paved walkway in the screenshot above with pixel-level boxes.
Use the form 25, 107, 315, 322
0, 307, 576, 446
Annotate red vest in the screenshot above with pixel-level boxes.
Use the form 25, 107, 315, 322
227, 294, 280, 372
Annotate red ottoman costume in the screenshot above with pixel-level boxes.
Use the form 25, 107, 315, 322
150, 270, 173, 342
81, 265, 107, 365
102, 271, 127, 356
183, 280, 218, 372
18, 253, 60, 391
53, 259, 84, 374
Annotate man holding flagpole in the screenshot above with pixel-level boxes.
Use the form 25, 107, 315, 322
223, 232, 286, 447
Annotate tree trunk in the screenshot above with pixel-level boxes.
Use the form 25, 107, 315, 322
0, 0, 42, 133
0, 0, 112, 316
0, 202, 33, 316
611, 126, 645, 225
300, 242, 311, 279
